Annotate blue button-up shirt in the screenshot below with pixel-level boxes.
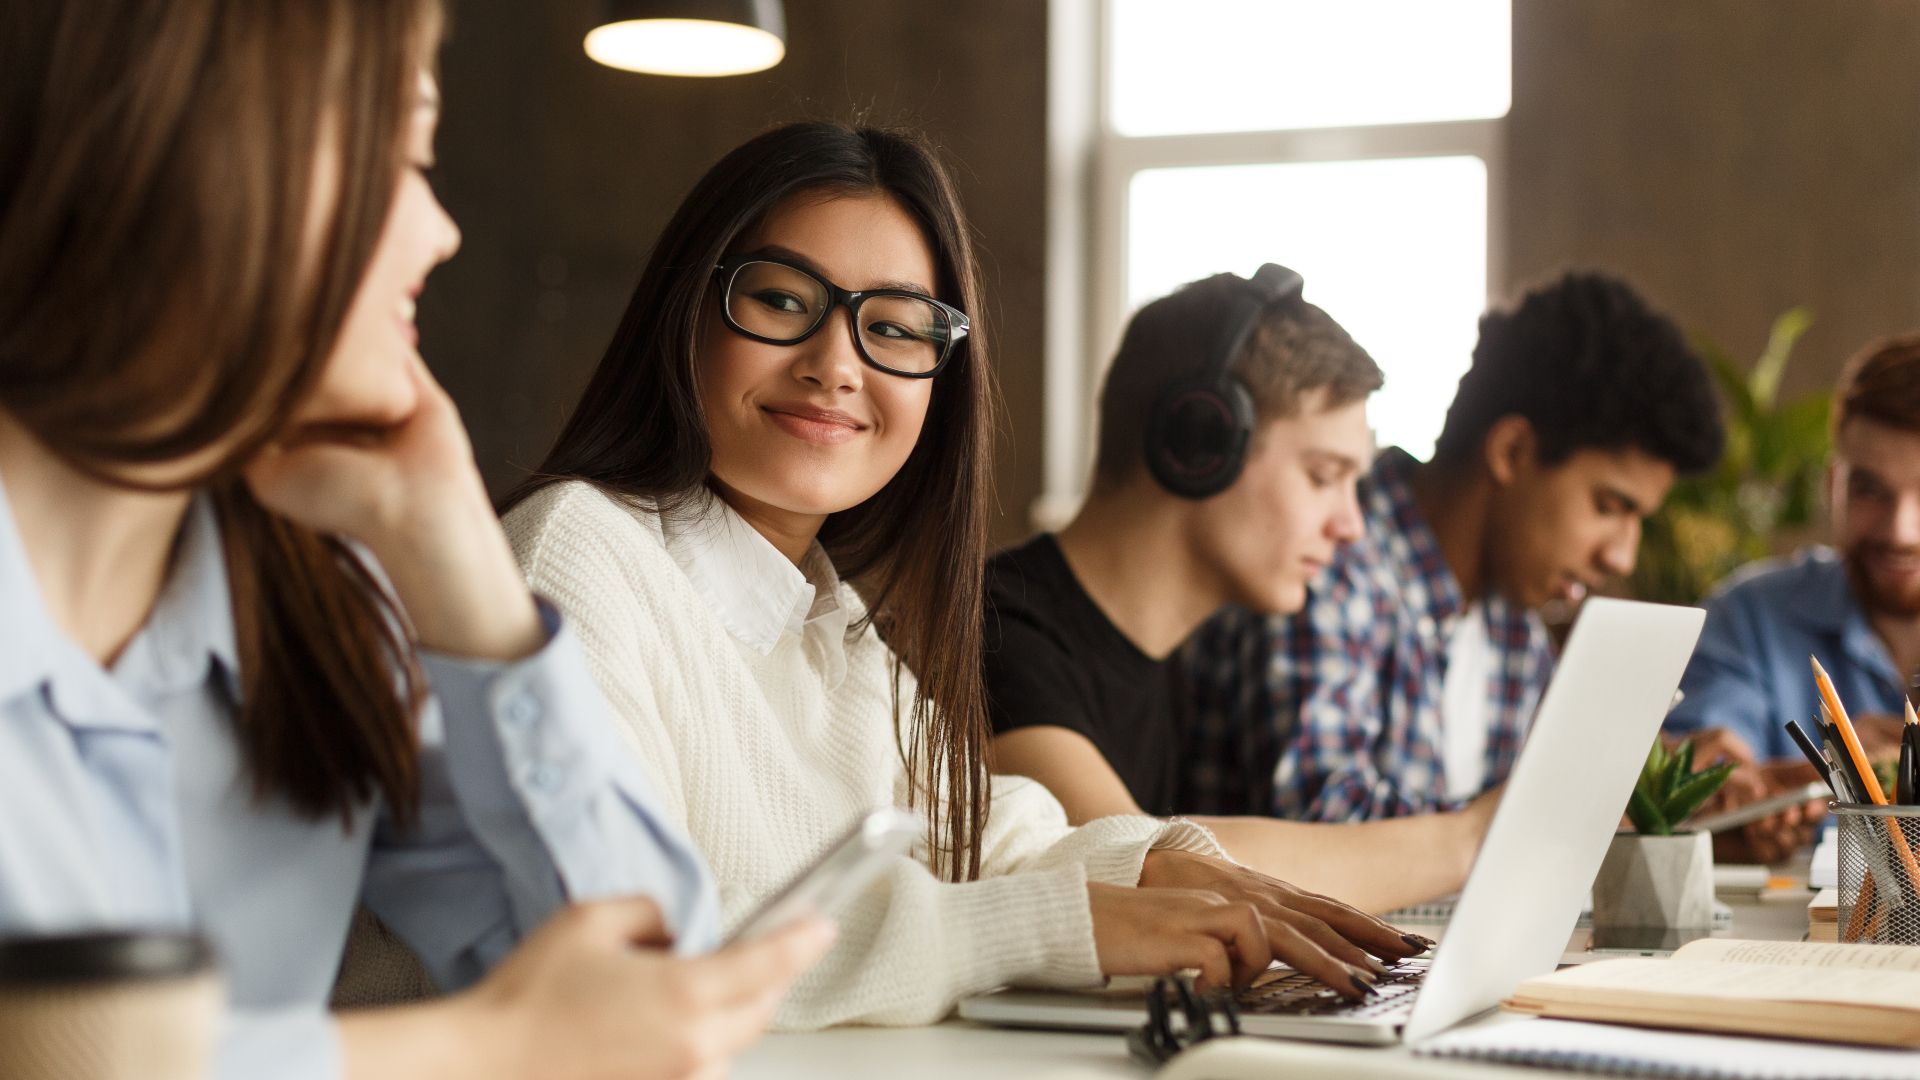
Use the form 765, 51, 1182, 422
1181, 448, 1556, 821
0, 479, 718, 1080
1664, 548, 1906, 763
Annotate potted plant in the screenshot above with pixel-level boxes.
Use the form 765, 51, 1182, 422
1630, 308, 1829, 606
1591, 738, 1737, 930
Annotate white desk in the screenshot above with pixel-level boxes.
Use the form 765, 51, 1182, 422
737, 883, 1814, 1080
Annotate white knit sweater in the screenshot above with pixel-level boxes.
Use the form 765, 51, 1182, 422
503, 481, 1223, 1029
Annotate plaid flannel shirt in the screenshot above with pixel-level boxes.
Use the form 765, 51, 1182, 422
1179, 448, 1556, 822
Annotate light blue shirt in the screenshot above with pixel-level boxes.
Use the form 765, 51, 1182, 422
1664, 548, 1906, 763
0, 479, 718, 1080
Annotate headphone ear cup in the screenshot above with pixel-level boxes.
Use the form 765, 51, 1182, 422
1146, 377, 1255, 499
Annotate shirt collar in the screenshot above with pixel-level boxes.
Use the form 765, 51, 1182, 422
0, 469, 63, 706
1365, 447, 1466, 624
112, 495, 240, 701
0, 475, 237, 727
1778, 547, 1901, 684
662, 491, 850, 681
1775, 547, 1860, 633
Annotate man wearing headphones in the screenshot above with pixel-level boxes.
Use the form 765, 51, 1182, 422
984, 269, 1498, 913
1183, 272, 1725, 828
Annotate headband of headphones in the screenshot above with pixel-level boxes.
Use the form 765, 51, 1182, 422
1203, 263, 1305, 390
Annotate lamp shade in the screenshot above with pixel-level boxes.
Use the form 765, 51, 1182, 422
585, 0, 787, 77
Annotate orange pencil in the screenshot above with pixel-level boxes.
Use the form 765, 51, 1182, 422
1815, 656, 1920, 940
1813, 656, 1888, 805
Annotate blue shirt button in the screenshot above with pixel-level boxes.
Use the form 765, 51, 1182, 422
525, 762, 562, 794
503, 692, 539, 728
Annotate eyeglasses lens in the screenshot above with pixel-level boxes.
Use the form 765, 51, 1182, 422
854, 293, 951, 375
726, 260, 952, 375
726, 260, 828, 341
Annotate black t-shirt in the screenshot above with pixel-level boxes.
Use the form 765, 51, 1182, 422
983, 533, 1184, 816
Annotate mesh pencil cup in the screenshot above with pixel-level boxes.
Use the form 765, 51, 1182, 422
1833, 803, 1920, 946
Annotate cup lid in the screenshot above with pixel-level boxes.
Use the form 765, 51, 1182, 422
0, 931, 213, 986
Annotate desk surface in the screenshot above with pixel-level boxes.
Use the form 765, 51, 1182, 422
737, 881, 1815, 1080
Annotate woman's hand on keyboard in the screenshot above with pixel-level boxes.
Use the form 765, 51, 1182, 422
1137, 850, 1430, 996
1087, 882, 1273, 993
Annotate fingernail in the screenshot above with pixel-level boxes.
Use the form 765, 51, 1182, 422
1350, 974, 1379, 997
1363, 955, 1389, 975
1402, 933, 1436, 951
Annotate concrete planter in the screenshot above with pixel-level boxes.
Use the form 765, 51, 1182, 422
1590, 831, 1715, 930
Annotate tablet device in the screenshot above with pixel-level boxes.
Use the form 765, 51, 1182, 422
1685, 780, 1830, 833
724, 807, 919, 945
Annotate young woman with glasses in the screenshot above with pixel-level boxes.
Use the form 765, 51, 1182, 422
0, 3, 829, 1076
501, 122, 1425, 1029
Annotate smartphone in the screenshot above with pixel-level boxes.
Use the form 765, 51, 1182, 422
1586, 924, 1715, 957
1685, 780, 1831, 833
723, 807, 920, 946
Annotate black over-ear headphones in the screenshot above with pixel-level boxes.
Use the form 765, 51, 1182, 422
1144, 263, 1307, 499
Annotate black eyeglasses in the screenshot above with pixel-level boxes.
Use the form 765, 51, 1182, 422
713, 254, 969, 378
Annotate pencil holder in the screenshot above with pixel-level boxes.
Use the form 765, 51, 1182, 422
1832, 803, 1920, 946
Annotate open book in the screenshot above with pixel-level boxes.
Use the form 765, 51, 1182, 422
1505, 938, 1920, 1048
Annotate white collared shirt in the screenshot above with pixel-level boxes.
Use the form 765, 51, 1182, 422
660, 490, 852, 688
505, 479, 1229, 1031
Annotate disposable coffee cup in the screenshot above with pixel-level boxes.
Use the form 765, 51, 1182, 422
0, 931, 222, 1080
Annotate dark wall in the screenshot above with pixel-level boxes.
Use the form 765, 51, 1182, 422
425, 0, 1047, 543
1507, 0, 1920, 396
430, 2, 1920, 544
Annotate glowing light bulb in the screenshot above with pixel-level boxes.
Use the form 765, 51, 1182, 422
585, 17, 785, 77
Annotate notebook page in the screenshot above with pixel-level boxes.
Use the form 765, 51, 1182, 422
1673, 939, 1920, 972
1521, 956, 1920, 1009
1419, 1018, 1920, 1079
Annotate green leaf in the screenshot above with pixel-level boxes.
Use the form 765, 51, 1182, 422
1673, 738, 1696, 789
1698, 342, 1759, 425
1663, 743, 1691, 801
1638, 739, 1670, 802
1663, 762, 1740, 827
1629, 785, 1672, 835
1749, 307, 1814, 411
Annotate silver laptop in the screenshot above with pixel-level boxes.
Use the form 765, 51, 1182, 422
957, 596, 1704, 1045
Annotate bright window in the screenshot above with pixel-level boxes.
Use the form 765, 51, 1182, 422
1108, 0, 1512, 137
1126, 156, 1490, 458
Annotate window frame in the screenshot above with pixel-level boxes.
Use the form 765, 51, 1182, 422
1037, 0, 1509, 529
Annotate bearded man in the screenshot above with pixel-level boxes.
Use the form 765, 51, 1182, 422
1665, 334, 1920, 857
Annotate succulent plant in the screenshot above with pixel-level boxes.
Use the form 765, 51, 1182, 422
1627, 737, 1738, 835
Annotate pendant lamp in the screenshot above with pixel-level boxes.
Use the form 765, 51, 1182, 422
584, 0, 787, 77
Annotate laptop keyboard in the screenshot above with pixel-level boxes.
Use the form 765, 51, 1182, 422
1235, 957, 1429, 1019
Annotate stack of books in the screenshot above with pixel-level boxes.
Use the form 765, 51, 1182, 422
1809, 888, 1838, 942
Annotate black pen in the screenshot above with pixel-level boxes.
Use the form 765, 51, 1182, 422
1823, 719, 1869, 800
1785, 718, 1835, 795
1823, 732, 1863, 804
1899, 728, 1914, 805
1899, 705, 1918, 805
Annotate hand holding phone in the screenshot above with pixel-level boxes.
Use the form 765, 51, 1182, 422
1684, 780, 1830, 833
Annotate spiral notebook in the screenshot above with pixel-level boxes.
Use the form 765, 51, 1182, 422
1416, 1018, 1920, 1079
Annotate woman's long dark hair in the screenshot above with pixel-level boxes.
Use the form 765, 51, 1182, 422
0, 0, 440, 827
505, 122, 996, 881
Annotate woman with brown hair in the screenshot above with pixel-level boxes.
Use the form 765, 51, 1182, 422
0, 2, 826, 1077
502, 121, 1425, 1029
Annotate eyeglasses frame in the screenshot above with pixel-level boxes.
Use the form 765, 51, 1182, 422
711, 253, 970, 379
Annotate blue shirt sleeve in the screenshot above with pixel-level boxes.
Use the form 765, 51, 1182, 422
1663, 586, 1779, 757
359, 599, 719, 993
218, 1009, 341, 1080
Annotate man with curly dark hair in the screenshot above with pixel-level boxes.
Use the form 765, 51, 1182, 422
1182, 272, 1725, 826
